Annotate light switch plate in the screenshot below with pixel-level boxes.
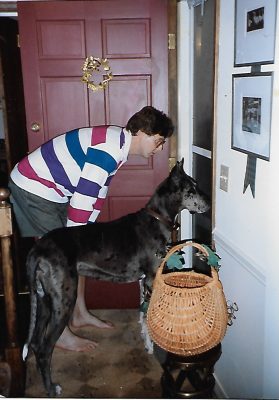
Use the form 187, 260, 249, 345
220, 165, 229, 192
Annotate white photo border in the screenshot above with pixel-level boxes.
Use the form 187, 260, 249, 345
234, 0, 277, 66
232, 73, 273, 161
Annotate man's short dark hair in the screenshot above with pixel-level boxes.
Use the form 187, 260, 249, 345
126, 106, 174, 138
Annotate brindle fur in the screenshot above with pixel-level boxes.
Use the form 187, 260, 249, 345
23, 159, 209, 397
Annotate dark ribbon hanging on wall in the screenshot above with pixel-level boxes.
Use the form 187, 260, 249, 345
242, 65, 263, 199
243, 155, 257, 198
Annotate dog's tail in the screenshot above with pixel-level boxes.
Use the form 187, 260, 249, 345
22, 285, 37, 361
22, 250, 43, 361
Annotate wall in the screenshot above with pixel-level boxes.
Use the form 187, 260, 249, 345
178, 1, 279, 398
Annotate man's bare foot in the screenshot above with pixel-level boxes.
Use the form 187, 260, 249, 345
55, 327, 98, 352
71, 309, 114, 329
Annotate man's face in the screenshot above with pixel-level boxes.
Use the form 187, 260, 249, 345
137, 130, 166, 158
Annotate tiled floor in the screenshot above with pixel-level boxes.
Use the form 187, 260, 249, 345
24, 309, 163, 398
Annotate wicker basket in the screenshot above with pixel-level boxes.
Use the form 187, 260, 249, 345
147, 241, 228, 356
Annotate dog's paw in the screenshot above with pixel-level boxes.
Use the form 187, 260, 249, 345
22, 344, 29, 361
49, 383, 62, 397
55, 384, 62, 396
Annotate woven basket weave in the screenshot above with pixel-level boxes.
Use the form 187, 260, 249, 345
147, 242, 228, 356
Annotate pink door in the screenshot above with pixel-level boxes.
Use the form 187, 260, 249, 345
18, 0, 169, 308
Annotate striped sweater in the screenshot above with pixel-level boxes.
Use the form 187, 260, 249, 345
10, 126, 132, 226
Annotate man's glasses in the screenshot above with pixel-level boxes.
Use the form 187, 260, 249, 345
154, 138, 166, 149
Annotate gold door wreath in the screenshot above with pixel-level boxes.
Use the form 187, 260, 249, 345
81, 56, 113, 91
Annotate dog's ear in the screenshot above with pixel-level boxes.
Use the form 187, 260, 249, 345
169, 159, 186, 189
170, 158, 185, 176
177, 158, 184, 170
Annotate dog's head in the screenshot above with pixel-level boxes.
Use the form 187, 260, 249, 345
168, 159, 210, 214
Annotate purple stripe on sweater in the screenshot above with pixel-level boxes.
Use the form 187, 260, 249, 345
105, 175, 113, 185
41, 141, 75, 192
17, 157, 65, 197
76, 178, 102, 197
120, 129, 125, 148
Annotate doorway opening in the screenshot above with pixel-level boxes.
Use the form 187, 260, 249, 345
192, 0, 216, 246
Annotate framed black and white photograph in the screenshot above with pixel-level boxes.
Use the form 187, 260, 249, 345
234, 0, 277, 66
232, 73, 273, 160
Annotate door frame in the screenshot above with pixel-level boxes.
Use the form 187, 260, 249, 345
177, 0, 219, 244
168, 0, 178, 169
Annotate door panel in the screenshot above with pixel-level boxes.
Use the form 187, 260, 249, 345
18, 0, 169, 308
38, 20, 86, 58
41, 77, 89, 138
102, 19, 151, 58
104, 75, 151, 125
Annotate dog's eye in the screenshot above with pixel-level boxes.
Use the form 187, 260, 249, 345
188, 176, 197, 186
192, 179, 197, 186
188, 188, 196, 195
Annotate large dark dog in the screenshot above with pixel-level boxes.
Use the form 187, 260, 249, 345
22, 159, 209, 397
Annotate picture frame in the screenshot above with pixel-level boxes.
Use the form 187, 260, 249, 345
232, 73, 273, 161
234, 0, 277, 66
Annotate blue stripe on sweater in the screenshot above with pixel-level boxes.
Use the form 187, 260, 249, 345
41, 141, 75, 193
65, 129, 86, 169
86, 148, 117, 173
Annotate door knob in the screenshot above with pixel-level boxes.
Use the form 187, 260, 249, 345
31, 122, 40, 132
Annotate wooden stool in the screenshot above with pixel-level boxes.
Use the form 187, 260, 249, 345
154, 343, 222, 399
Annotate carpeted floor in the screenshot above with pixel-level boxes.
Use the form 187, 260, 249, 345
24, 309, 163, 398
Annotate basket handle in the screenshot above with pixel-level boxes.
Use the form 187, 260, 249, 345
156, 241, 220, 284
163, 241, 209, 263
